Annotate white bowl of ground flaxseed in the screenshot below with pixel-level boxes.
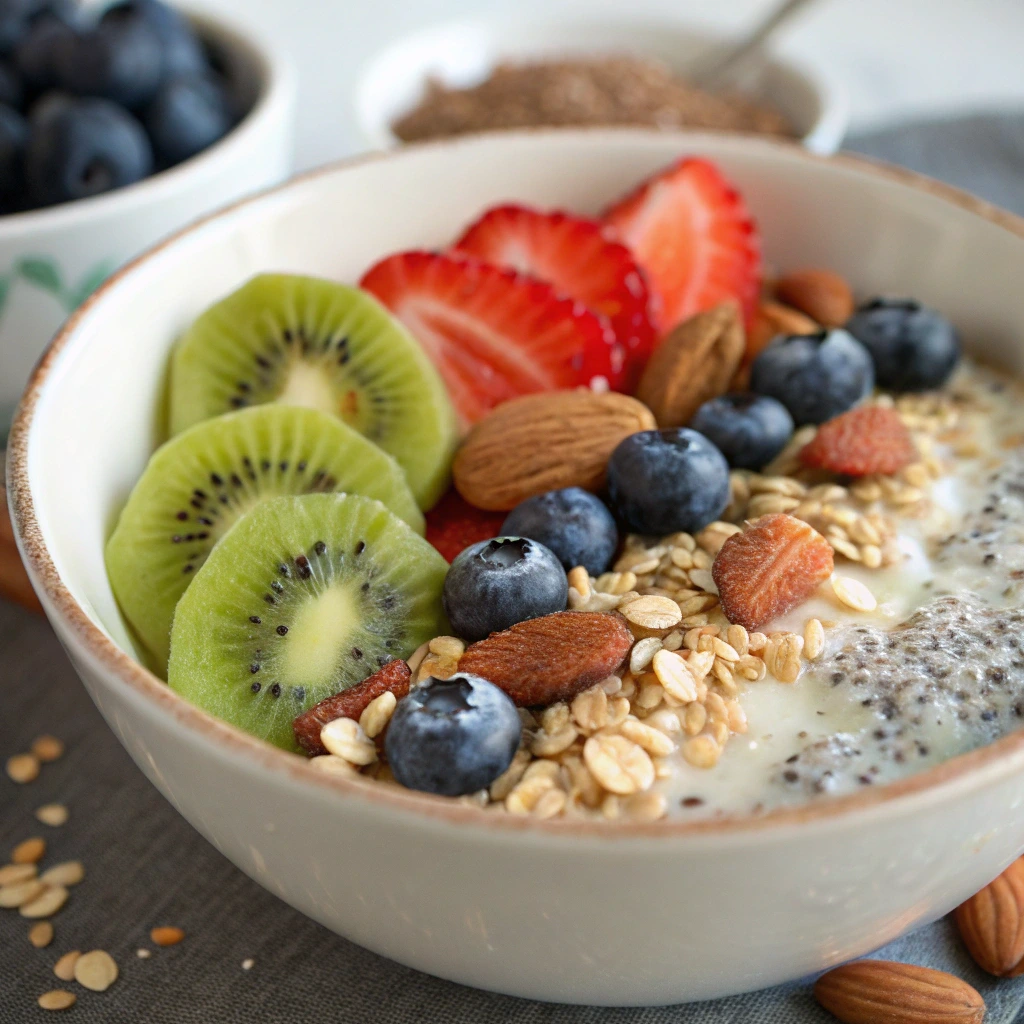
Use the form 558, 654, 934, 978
353, 14, 848, 154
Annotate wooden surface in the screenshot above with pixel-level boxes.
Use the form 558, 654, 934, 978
0, 484, 42, 612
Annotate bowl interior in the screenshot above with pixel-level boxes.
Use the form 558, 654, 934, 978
16, 130, 1024, 693
353, 17, 842, 151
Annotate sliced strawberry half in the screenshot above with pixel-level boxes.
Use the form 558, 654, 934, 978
425, 489, 507, 563
453, 204, 657, 385
604, 157, 761, 334
360, 251, 622, 427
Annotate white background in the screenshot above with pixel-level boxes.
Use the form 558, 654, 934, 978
197, 0, 1024, 170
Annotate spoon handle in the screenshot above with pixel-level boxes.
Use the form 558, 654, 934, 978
689, 0, 821, 90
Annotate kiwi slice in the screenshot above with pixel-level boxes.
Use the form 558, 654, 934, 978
167, 493, 449, 751
168, 273, 458, 509
106, 404, 424, 675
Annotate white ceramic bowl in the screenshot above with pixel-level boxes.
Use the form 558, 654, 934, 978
9, 130, 1024, 1007
353, 15, 848, 155
0, 8, 296, 433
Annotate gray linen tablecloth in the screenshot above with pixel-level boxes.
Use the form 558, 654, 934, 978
4, 113, 1024, 1022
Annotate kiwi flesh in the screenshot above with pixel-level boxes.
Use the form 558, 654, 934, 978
106, 404, 424, 676
168, 273, 458, 510
167, 493, 449, 751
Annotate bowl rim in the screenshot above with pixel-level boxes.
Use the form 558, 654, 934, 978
351, 12, 849, 154
0, 5, 295, 239
10, 127, 1024, 840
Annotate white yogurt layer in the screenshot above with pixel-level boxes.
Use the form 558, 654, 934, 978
668, 362, 1024, 818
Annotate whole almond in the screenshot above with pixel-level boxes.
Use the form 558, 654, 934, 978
453, 390, 655, 510
635, 302, 744, 428
776, 268, 854, 327
814, 960, 984, 1024
955, 856, 1024, 976
746, 301, 819, 360
459, 611, 633, 706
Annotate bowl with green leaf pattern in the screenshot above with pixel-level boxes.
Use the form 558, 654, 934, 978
0, 7, 295, 438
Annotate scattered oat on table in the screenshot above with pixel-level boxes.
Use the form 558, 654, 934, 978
150, 925, 185, 947
74, 949, 118, 991
39, 861, 84, 887
5, 753, 40, 784
11, 836, 45, 864
21, 883, 69, 919
30, 735, 64, 763
37, 989, 75, 1011
135, 948, 151, 959
241, 958, 255, 970
53, 951, 80, 981
29, 921, 54, 947
35, 804, 68, 827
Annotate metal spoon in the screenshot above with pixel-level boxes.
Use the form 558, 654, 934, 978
687, 0, 821, 90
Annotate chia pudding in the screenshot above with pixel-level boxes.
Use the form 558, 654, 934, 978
659, 363, 1024, 816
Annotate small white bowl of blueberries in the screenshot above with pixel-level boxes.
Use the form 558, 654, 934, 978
0, 0, 295, 431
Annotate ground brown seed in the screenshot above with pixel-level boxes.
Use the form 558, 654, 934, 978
29, 921, 54, 948
30, 736, 64, 763
150, 926, 185, 947
37, 990, 75, 1011
12, 837, 46, 864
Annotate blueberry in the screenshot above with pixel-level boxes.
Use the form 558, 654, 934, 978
845, 298, 961, 392
750, 328, 874, 425
56, 17, 163, 108
101, 0, 208, 80
0, 0, 47, 56
0, 101, 26, 196
689, 392, 794, 471
142, 73, 231, 166
25, 92, 152, 206
384, 673, 521, 796
443, 536, 568, 642
0, 58, 21, 107
501, 488, 618, 576
607, 428, 730, 536
14, 10, 79, 97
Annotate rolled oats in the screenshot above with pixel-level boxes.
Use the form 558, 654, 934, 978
531, 725, 578, 757
621, 595, 682, 631
319, 718, 378, 766
359, 691, 397, 739
619, 718, 676, 757
21, 884, 69, 919
629, 636, 662, 674
683, 702, 707, 736
652, 649, 698, 703
636, 677, 665, 710
583, 735, 655, 795
505, 773, 556, 815
39, 862, 84, 888
5, 753, 40, 784
804, 618, 825, 660
832, 575, 878, 612
571, 686, 609, 733
489, 749, 531, 802
623, 790, 668, 821
682, 734, 721, 769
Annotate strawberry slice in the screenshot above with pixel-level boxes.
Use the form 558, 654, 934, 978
425, 489, 507, 563
453, 204, 657, 385
360, 252, 622, 427
604, 157, 761, 334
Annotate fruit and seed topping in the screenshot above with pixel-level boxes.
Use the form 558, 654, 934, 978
105, 152, 1024, 823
